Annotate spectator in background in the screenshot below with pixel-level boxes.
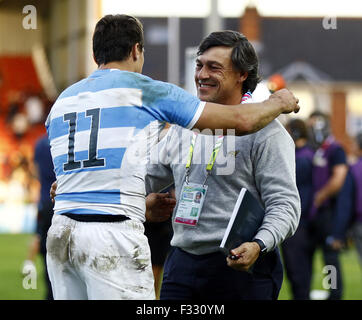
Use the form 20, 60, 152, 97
282, 118, 314, 300
350, 132, 362, 267
6, 91, 23, 125
307, 111, 349, 300
34, 134, 55, 299
6, 91, 29, 140
8, 151, 32, 203
23, 134, 55, 300
12, 113, 29, 139
0, 72, 3, 111
24, 93, 44, 125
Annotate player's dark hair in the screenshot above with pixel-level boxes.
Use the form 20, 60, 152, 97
197, 30, 261, 94
93, 14, 144, 66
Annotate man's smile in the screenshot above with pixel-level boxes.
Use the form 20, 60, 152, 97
197, 81, 217, 92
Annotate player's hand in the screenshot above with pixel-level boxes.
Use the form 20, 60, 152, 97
313, 189, 328, 208
145, 192, 176, 222
330, 239, 344, 251
269, 88, 300, 114
50, 181, 57, 203
226, 242, 260, 272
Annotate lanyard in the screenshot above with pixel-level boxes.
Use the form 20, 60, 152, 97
184, 91, 250, 185
185, 132, 224, 185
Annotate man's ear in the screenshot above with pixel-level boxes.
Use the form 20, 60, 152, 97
131, 43, 142, 61
93, 53, 98, 65
239, 72, 248, 83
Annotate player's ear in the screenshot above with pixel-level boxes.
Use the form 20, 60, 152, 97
131, 43, 142, 61
93, 53, 98, 66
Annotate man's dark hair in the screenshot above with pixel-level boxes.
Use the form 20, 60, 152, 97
93, 14, 144, 66
197, 30, 261, 94
287, 118, 308, 141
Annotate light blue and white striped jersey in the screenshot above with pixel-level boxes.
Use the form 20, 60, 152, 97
46, 69, 205, 222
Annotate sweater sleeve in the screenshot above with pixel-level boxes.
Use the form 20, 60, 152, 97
252, 129, 301, 251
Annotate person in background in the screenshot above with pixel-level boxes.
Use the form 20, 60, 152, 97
23, 134, 55, 300
34, 134, 55, 299
307, 111, 349, 300
350, 132, 362, 267
281, 118, 314, 299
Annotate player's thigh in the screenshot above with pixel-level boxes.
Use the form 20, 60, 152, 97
47, 253, 87, 300
74, 219, 155, 300
46, 215, 87, 300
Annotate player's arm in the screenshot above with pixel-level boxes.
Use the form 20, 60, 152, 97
194, 88, 299, 135
313, 164, 348, 208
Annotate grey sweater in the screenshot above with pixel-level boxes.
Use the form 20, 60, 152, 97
146, 120, 301, 255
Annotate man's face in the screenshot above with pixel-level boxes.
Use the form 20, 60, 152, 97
194, 46, 245, 105
308, 115, 330, 145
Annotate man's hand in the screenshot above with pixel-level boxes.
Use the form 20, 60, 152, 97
145, 192, 176, 222
269, 88, 300, 114
50, 181, 57, 203
226, 242, 261, 272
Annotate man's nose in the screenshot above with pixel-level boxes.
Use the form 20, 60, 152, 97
197, 66, 209, 80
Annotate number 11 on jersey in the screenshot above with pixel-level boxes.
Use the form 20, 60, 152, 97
63, 108, 105, 172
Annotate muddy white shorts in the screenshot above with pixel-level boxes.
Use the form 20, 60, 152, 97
46, 214, 155, 300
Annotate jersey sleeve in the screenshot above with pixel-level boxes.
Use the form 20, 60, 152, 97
136, 74, 205, 129
330, 145, 347, 167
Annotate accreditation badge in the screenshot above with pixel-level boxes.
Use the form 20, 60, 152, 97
174, 182, 208, 227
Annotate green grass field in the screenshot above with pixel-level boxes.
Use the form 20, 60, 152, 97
0, 233, 46, 300
0, 233, 361, 300
278, 245, 362, 300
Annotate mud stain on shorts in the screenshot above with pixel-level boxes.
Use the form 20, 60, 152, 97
132, 245, 149, 271
46, 225, 72, 264
70, 241, 123, 273
90, 255, 122, 273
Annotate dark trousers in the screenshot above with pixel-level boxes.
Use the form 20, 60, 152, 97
160, 247, 283, 300
308, 208, 343, 300
281, 223, 313, 299
37, 203, 54, 300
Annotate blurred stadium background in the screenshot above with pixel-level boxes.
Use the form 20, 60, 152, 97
0, 0, 361, 300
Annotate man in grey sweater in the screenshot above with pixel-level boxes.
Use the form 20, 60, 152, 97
146, 31, 301, 300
